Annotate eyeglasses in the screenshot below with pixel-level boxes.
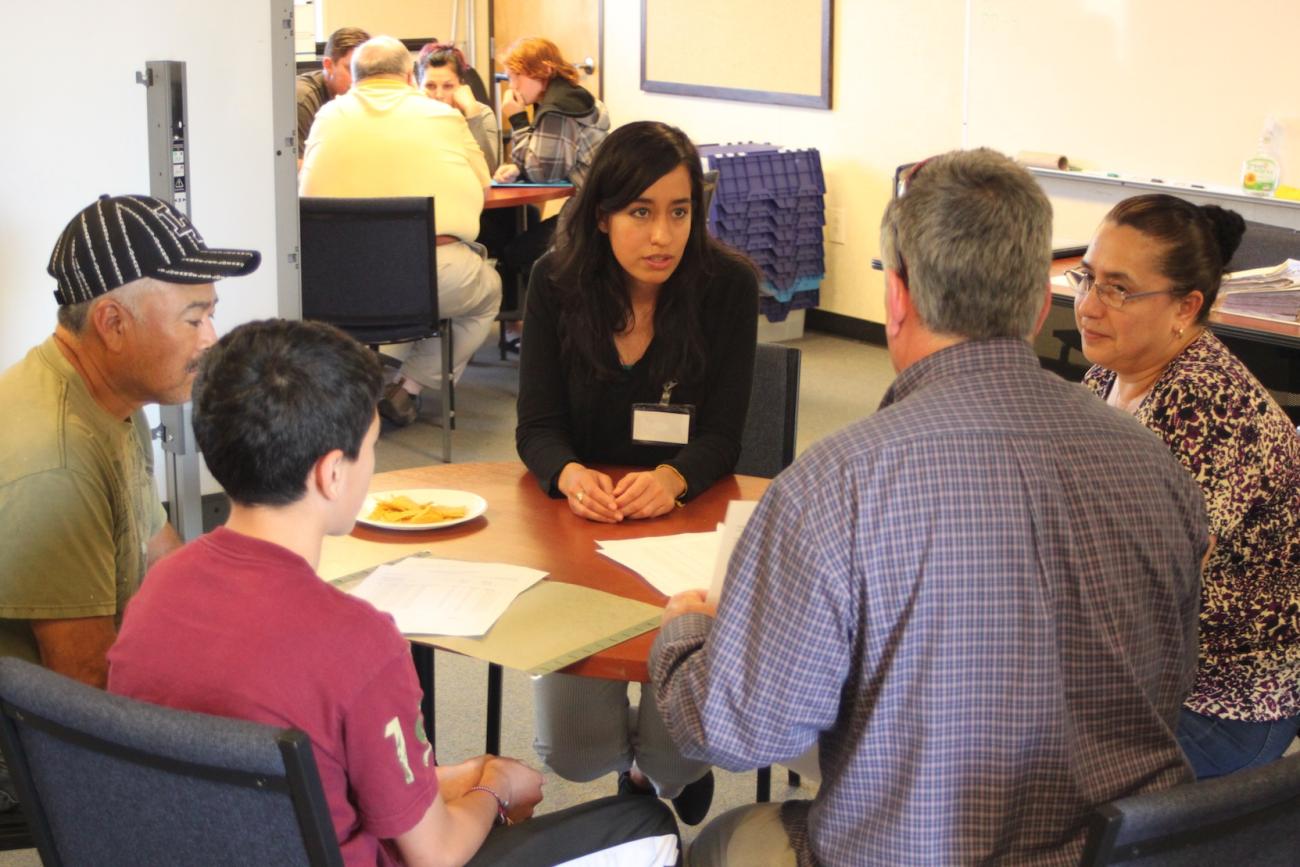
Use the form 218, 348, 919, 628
1065, 268, 1177, 309
877, 157, 936, 281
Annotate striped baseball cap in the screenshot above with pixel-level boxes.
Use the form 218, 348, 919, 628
47, 194, 261, 306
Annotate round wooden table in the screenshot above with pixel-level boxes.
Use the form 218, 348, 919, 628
333, 461, 770, 682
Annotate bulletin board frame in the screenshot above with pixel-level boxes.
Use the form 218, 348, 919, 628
639, 0, 833, 110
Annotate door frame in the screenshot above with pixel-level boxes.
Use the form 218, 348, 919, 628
487, 0, 604, 102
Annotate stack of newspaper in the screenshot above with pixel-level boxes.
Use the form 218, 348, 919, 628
1217, 260, 1300, 323
1220, 260, 1300, 293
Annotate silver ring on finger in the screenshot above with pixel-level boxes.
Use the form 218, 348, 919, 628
575, 490, 585, 504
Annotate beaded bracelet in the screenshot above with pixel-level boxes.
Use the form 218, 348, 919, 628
467, 785, 510, 826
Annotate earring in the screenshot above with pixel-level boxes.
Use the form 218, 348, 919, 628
1175, 326, 1185, 338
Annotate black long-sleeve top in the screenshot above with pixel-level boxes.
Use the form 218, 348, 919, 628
516, 254, 759, 501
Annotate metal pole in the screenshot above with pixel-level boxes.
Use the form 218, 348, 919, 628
137, 60, 205, 542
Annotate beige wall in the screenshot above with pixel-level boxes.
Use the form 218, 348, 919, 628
315, 0, 492, 71
319, 0, 450, 42
606, 0, 1300, 325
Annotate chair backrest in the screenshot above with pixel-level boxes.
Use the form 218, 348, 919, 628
1079, 752, 1300, 866
462, 65, 491, 107
1225, 220, 1300, 271
0, 658, 342, 867
299, 196, 441, 345
734, 343, 801, 479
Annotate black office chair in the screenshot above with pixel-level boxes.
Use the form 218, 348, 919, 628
732, 343, 804, 801
0, 657, 342, 867
462, 65, 491, 108
299, 196, 455, 463
1079, 752, 1300, 865
0, 809, 32, 852
735, 343, 802, 479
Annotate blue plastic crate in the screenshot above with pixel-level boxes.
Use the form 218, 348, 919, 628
710, 192, 826, 219
760, 288, 820, 322
740, 239, 825, 263
759, 259, 826, 290
698, 142, 782, 159
760, 275, 823, 302
712, 150, 826, 201
741, 224, 823, 246
708, 206, 826, 234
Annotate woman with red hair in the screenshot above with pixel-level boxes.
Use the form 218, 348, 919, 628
494, 36, 609, 188
494, 37, 612, 319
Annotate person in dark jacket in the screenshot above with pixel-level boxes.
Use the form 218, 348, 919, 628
494, 37, 612, 299
515, 121, 759, 828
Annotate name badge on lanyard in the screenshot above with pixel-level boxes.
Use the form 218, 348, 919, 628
631, 380, 694, 446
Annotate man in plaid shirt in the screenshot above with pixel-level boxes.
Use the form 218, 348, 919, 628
650, 149, 1208, 866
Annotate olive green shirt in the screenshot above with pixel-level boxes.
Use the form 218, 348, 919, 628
0, 336, 165, 663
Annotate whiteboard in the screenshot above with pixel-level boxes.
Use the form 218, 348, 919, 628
964, 0, 1300, 189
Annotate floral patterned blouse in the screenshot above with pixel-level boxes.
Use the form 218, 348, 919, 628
1084, 331, 1300, 721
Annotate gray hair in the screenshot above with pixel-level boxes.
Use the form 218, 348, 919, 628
351, 36, 413, 82
879, 148, 1052, 339
55, 278, 163, 334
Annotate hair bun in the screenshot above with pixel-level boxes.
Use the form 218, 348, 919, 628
1200, 205, 1246, 266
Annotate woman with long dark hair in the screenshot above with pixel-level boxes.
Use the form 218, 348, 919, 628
515, 121, 759, 824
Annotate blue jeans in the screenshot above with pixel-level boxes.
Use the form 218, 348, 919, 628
1176, 708, 1300, 780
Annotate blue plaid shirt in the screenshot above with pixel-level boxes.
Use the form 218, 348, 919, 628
651, 338, 1207, 866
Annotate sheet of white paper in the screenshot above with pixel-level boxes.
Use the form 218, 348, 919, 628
596, 530, 722, 597
708, 500, 760, 604
351, 557, 546, 637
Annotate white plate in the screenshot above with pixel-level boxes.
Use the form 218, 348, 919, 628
357, 488, 487, 531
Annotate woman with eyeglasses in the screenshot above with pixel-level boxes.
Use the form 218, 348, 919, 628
1072, 193, 1300, 779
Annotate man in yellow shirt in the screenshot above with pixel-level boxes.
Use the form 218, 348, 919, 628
300, 35, 502, 426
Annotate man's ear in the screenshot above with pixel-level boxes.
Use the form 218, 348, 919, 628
311, 449, 347, 501
1029, 282, 1053, 339
884, 268, 910, 340
89, 297, 131, 353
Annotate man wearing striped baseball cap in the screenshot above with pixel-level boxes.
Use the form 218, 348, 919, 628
0, 194, 259, 697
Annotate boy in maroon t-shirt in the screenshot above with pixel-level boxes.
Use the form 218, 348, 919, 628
108, 319, 678, 866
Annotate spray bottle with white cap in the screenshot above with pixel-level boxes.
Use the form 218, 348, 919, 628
1241, 116, 1282, 197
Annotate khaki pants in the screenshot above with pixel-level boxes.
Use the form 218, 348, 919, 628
688, 803, 797, 867
383, 240, 501, 387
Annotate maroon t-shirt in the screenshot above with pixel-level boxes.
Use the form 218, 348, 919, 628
108, 527, 437, 866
